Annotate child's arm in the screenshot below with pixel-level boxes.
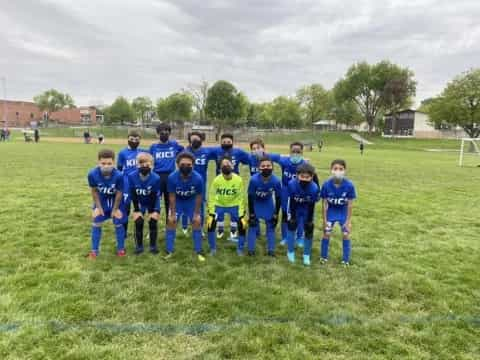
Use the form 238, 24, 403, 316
90, 188, 104, 216
168, 193, 176, 223
322, 199, 328, 228
113, 190, 123, 219
193, 193, 202, 225
345, 200, 353, 233
208, 178, 217, 215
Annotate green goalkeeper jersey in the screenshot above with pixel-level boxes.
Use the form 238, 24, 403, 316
208, 173, 245, 215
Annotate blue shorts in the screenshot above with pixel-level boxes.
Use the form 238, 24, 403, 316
93, 207, 128, 225
325, 213, 348, 234
137, 203, 159, 215
254, 202, 275, 221
215, 206, 240, 223
175, 200, 196, 221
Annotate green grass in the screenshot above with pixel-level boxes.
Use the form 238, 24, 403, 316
0, 135, 479, 359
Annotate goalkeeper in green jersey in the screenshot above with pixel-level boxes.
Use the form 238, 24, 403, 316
207, 155, 247, 255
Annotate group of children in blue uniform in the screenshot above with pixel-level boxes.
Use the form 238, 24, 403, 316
87, 124, 357, 266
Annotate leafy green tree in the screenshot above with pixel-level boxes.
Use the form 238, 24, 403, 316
185, 81, 209, 123
156, 93, 193, 124
428, 68, 480, 138
132, 96, 154, 125
33, 89, 75, 126
296, 84, 330, 128
104, 97, 134, 125
270, 96, 302, 129
334, 60, 416, 132
246, 102, 274, 128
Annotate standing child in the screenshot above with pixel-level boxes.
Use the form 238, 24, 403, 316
87, 149, 127, 258
286, 163, 320, 266
166, 152, 205, 260
247, 157, 282, 256
128, 153, 161, 254
320, 159, 356, 265
359, 141, 364, 155
207, 156, 247, 255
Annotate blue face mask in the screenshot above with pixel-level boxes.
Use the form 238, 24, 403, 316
290, 155, 303, 164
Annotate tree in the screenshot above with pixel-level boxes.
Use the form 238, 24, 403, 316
270, 96, 302, 129
296, 84, 330, 128
246, 102, 274, 129
33, 89, 75, 126
156, 93, 193, 124
428, 68, 480, 138
185, 81, 209, 123
334, 61, 417, 132
131, 96, 153, 125
330, 97, 362, 128
104, 97, 134, 125
205, 80, 245, 135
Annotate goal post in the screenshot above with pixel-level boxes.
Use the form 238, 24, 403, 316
459, 138, 480, 166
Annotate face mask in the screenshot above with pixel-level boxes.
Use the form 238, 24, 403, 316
159, 133, 169, 142
332, 170, 345, 180
252, 150, 264, 158
260, 168, 273, 177
128, 140, 139, 149
139, 167, 151, 176
290, 155, 303, 164
179, 165, 193, 176
221, 143, 233, 151
299, 180, 311, 188
100, 165, 114, 176
191, 139, 202, 149
221, 166, 232, 175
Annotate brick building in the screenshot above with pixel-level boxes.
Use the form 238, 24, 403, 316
0, 100, 99, 127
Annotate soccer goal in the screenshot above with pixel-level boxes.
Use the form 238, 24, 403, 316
459, 138, 480, 166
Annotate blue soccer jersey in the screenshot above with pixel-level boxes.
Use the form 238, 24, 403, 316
167, 170, 204, 204
278, 156, 307, 186
248, 153, 281, 176
185, 146, 216, 190
212, 147, 250, 175
320, 178, 356, 220
149, 140, 184, 173
248, 173, 282, 215
127, 170, 161, 212
117, 147, 148, 177
287, 178, 320, 213
87, 167, 124, 209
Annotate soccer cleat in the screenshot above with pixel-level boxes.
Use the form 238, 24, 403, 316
134, 247, 144, 255
287, 251, 295, 263
229, 231, 239, 242
210, 249, 217, 256
87, 251, 97, 259
279, 239, 287, 247
296, 238, 305, 248
182, 228, 189, 236
237, 249, 244, 256
163, 252, 173, 260
341, 261, 350, 267
267, 250, 276, 258
217, 230, 224, 239
117, 249, 126, 257
247, 250, 256, 257
149, 247, 159, 255
197, 252, 206, 262
320, 257, 328, 264
303, 255, 311, 266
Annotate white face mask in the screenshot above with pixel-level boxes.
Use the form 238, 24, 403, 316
332, 170, 345, 180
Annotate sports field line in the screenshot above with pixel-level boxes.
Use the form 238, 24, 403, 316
1, 314, 478, 334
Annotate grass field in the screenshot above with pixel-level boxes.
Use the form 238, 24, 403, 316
0, 133, 479, 359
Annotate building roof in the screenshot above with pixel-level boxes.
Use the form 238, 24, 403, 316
385, 109, 427, 116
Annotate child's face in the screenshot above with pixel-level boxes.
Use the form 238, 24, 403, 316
190, 135, 202, 144
259, 161, 273, 171
178, 158, 193, 168
290, 146, 303, 156
98, 157, 114, 168
221, 138, 233, 146
298, 172, 313, 182
331, 164, 346, 179
138, 159, 152, 169
251, 143, 264, 153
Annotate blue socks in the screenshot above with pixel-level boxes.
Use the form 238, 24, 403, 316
166, 229, 176, 253
321, 238, 330, 259
247, 227, 257, 252
287, 230, 296, 253
91, 226, 102, 253
193, 229, 202, 253
114, 225, 125, 251
208, 231, 216, 251
342, 239, 351, 263
266, 227, 275, 253
281, 222, 288, 241
303, 238, 312, 256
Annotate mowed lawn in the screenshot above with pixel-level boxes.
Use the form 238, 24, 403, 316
0, 134, 479, 359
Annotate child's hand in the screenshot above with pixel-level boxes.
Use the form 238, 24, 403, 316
93, 208, 104, 218
150, 212, 159, 221
192, 213, 201, 227
344, 222, 352, 234
132, 211, 142, 220
113, 209, 123, 220
168, 213, 177, 225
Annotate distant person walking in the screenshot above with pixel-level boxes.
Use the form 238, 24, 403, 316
5, 128, 10, 141
0, 128, 5, 141
359, 141, 364, 155
98, 133, 104, 144
84, 129, 91, 144
318, 139, 324, 152
34, 128, 40, 143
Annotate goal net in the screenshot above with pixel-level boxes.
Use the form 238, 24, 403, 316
459, 138, 480, 166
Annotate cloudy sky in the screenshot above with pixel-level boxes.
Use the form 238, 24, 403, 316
1, 0, 479, 106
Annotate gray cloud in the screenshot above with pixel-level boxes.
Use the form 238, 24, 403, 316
0, 0, 479, 105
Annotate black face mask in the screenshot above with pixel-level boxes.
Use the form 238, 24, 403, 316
221, 166, 232, 175
299, 180, 311, 188
179, 165, 193, 176
191, 139, 202, 149
128, 140, 139, 149
221, 143, 233, 151
159, 133, 169, 142
260, 168, 273, 177
139, 167, 151, 176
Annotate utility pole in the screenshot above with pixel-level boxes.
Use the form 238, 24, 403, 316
1, 77, 7, 127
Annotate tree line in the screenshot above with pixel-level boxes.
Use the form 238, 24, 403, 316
33, 61, 480, 137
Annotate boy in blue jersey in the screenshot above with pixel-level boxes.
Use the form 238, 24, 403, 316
247, 138, 281, 176
128, 153, 161, 255
286, 163, 320, 266
247, 157, 282, 256
278, 142, 308, 246
149, 123, 184, 223
212, 133, 250, 241
320, 159, 356, 265
181, 131, 216, 233
87, 149, 127, 258
117, 129, 146, 235
166, 152, 205, 261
